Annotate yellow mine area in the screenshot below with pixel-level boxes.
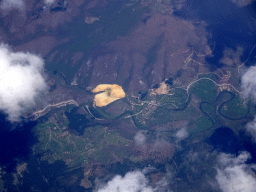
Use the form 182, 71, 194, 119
92, 84, 125, 107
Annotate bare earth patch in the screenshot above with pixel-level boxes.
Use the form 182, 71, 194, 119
92, 84, 126, 107
150, 81, 170, 95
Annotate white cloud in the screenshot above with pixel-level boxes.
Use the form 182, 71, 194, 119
154, 135, 171, 148
141, 167, 157, 175
216, 151, 256, 192
95, 170, 154, 192
245, 117, 256, 141
241, 66, 256, 101
219, 64, 256, 190
0, 0, 24, 10
95, 170, 172, 192
153, 172, 172, 192
230, 0, 254, 7
242, 68, 256, 140
44, 0, 55, 6
0, 44, 47, 122
134, 131, 147, 145
175, 127, 189, 140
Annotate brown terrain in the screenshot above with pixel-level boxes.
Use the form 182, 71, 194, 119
0, 0, 212, 103
0, 0, 219, 189
0, 0, 117, 106
131, 141, 175, 164
0, 0, 216, 151
75, 13, 211, 93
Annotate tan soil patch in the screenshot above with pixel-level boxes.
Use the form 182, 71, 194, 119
92, 84, 125, 107
150, 81, 170, 95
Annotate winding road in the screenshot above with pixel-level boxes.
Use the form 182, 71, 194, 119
31, 100, 79, 120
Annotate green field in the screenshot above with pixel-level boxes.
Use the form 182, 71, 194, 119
219, 96, 249, 120
189, 115, 213, 133
201, 103, 216, 124
33, 105, 131, 166
150, 104, 200, 125
190, 79, 217, 103
156, 88, 187, 109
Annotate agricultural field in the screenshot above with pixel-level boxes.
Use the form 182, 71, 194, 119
33, 106, 131, 167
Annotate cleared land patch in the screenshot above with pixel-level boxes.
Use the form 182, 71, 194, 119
92, 84, 126, 107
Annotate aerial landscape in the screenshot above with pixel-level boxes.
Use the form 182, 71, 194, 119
0, 0, 256, 191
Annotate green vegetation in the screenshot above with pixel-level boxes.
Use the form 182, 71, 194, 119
132, 115, 148, 129
190, 79, 217, 103
33, 67, 250, 167
219, 96, 249, 120
150, 105, 200, 125
34, 122, 91, 167
33, 107, 131, 166
125, 96, 152, 129
89, 105, 117, 120
189, 115, 213, 133
156, 88, 187, 108
83, 126, 130, 163
201, 103, 216, 124
215, 91, 234, 106
115, 146, 130, 158
127, 88, 188, 127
